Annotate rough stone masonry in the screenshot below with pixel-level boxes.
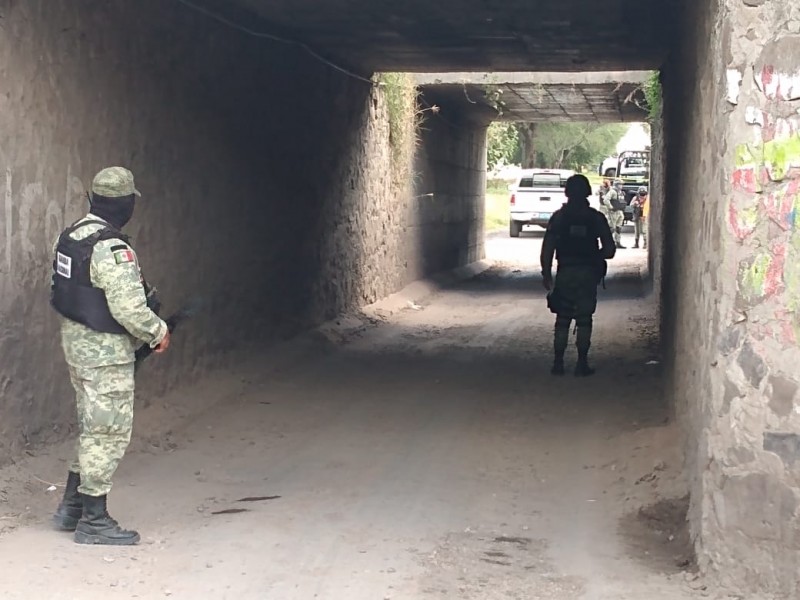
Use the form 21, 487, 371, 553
0, 0, 486, 465
664, 0, 800, 597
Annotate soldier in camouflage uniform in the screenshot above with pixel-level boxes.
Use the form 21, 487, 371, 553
630, 186, 649, 249
51, 167, 170, 545
541, 175, 616, 376
596, 179, 611, 220
602, 180, 627, 249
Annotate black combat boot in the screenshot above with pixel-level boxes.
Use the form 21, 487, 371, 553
575, 353, 596, 377
74, 494, 140, 545
52, 471, 83, 531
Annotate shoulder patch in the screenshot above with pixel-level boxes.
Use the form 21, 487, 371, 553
113, 248, 136, 265
109, 244, 128, 252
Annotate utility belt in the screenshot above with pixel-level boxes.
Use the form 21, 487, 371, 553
555, 256, 608, 286
557, 256, 600, 268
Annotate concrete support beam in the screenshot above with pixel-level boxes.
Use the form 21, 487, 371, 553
221, 0, 677, 72
416, 72, 649, 123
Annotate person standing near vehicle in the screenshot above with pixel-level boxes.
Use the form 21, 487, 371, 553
541, 174, 616, 377
597, 179, 611, 219
630, 186, 649, 249
50, 167, 170, 545
603, 180, 626, 249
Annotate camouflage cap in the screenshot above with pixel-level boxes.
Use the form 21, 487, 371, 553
91, 167, 141, 198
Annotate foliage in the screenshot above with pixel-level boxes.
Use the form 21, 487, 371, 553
517, 123, 536, 168
486, 122, 519, 170
480, 85, 507, 115
527, 122, 627, 170
377, 73, 418, 164
643, 71, 662, 121
376, 72, 424, 190
485, 191, 509, 231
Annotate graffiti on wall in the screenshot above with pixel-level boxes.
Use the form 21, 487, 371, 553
736, 243, 786, 308
728, 60, 800, 347
0, 165, 86, 278
755, 65, 800, 102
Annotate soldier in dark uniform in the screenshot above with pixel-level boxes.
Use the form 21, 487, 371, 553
541, 175, 616, 376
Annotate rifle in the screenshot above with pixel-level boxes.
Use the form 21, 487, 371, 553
134, 298, 203, 371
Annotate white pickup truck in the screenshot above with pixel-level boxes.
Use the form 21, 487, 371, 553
508, 169, 573, 237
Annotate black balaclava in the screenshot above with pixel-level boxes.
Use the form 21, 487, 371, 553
89, 193, 136, 229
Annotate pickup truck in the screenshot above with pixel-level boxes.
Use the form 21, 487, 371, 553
508, 169, 573, 237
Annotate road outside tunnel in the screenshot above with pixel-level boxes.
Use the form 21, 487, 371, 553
0, 233, 705, 599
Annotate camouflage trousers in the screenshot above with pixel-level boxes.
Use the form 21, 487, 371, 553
635, 217, 648, 246
607, 210, 624, 244
67, 363, 135, 496
552, 266, 599, 356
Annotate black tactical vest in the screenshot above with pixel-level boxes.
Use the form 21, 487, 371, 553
555, 209, 601, 266
610, 188, 626, 211
51, 220, 131, 334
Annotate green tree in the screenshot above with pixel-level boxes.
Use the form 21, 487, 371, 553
525, 122, 627, 170
643, 70, 662, 122
486, 122, 519, 170
517, 123, 537, 168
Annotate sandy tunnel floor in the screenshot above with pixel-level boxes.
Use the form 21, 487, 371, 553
0, 228, 713, 599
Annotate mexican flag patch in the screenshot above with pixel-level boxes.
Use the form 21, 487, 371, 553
113, 248, 135, 265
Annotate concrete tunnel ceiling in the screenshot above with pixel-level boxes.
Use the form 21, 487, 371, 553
195, 0, 678, 72
415, 72, 650, 122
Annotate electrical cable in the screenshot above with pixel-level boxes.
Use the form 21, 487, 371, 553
173, 0, 378, 86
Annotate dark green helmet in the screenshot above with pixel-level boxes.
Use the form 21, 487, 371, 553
565, 174, 592, 200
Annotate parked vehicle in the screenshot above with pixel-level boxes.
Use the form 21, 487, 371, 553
508, 169, 573, 237
598, 155, 618, 177
616, 150, 650, 222
598, 151, 650, 222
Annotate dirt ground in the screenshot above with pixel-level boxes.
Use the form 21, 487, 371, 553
0, 227, 720, 599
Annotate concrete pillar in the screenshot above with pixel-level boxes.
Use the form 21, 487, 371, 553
665, 0, 800, 595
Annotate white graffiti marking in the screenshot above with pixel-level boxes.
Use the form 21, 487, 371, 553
0, 166, 86, 276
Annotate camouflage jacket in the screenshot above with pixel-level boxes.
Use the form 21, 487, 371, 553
603, 188, 622, 211
56, 215, 167, 367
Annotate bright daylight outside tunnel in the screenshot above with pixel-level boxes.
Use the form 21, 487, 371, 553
0, 1, 799, 599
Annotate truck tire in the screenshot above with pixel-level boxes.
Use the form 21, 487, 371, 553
510, 220, 522, 238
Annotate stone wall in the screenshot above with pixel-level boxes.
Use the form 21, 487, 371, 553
0, 1, 485, 463
648, 114, 665, 304
414, 91, 489, 276
665, 0, 800, 596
